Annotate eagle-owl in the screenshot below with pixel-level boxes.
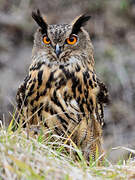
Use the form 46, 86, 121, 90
16, 10, 109, 163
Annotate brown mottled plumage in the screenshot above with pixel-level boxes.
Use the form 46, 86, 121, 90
16, 10, 109, 163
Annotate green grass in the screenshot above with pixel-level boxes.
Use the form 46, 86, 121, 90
1, 119, 135, 179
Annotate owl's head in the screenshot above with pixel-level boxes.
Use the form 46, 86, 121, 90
32, 10, 93, 64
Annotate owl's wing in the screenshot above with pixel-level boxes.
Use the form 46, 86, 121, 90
96, 78, 110, 126
16, 75, 30, 127
16, 75, 30, 109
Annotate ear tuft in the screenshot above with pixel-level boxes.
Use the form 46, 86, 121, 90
32, 9, 48, 34
71, 14, 91, 34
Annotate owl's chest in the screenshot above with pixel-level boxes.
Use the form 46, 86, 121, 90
23, 62, 100, 136
27, 63, 99, 112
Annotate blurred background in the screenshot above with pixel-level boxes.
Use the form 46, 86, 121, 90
0, 0, 135, 161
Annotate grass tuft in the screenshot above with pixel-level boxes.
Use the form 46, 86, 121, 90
1, 121, 135, 179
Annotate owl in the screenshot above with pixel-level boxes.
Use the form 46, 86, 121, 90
16, 10, 109, 163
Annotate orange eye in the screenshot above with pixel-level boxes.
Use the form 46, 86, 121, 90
66, 35, 77, 45
43, 36, 50, 44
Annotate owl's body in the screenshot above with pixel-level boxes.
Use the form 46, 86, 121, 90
16, 10, 109, 162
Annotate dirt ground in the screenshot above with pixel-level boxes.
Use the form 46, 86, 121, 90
0, 0, 135, 161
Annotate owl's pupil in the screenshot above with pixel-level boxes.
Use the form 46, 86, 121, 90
70, 37, 74, 42
46, 37, 50, 42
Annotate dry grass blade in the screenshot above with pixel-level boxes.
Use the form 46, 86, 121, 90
112, 146, 135, 154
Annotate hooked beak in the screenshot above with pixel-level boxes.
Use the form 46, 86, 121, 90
55, 44, 61, 58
